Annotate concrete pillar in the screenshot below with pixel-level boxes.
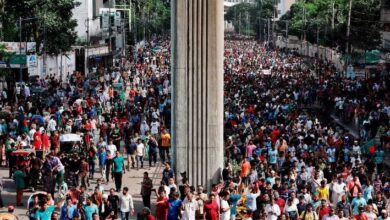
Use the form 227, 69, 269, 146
171, 0, 224, 188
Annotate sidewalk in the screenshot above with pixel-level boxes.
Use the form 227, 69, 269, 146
0, 160, 163, 219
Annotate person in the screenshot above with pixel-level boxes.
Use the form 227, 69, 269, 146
352, 193, 367, 215
378, 210, 390, 220
97, 146, 107, 179
162, 162, 174, 185
60, 198, 78, 220
125, 140, 136, 170
136, 138, 145, 169
105, 140, 117, 183
99, 194, 111, 219
13, 165, 25, 206
265, 196, 281, 220
336, 195, 352, 218
84, 197, 99, 220
107, 188, 119, 218
285, 198, 299, 220
141, 172, 153, 208
119, 187, 134, 220
229, 187, 241, 220
142, 207, 156, 220
160, 129, 171, 162
322, 208, 339, 220
112, 151, 125, 192
47, 154, 65, 191
354, 206, 369, 220
167, 192, 182, 220
204, 193, 219, 220
220, 191, 231, 220
148, 136, 158, 167
155, 189, 169, 220
35, 202, 56, 220
29, 152, 43, 192
299, 204, 319, 220
181, 191, 199, 220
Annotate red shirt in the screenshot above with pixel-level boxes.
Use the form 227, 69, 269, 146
33, 131, 42, 150
204, 201, 219, 220
41, 133, 50, 150
318, 206, 330, 220
146, 214, 156, 220
155, 196, 168, 220
275, 198, 285, 213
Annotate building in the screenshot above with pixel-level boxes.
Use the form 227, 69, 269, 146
381, 0, 390, 49
72, 0, 130, 73
276, 0, 296, 19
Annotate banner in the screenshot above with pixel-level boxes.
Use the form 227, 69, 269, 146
27, 55, 39, 76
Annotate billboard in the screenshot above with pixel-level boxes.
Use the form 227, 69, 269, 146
0, 42, 36, 54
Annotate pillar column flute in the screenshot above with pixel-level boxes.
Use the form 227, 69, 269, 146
171, 0, 224, 188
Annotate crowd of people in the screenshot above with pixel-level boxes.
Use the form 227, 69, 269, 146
0, 36, 389, 220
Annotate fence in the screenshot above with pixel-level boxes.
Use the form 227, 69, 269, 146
275, 36, 345, 71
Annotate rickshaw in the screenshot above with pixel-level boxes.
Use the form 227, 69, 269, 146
59, 133, 82, 153
26, 191, 64, 218
11, 149, 32, 168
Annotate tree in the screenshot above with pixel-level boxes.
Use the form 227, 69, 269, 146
279, 0, 381, 52
225, 0, 274, 39
3, 0, 80, 55
349, 0, 381, 51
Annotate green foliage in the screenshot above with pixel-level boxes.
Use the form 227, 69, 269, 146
279, 0, 381, 52
130, 0, 170, 41
0, 43, 15, 63
3, 0, 80, 55
225, 0, 274, 39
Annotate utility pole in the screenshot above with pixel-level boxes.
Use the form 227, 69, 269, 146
346, 0, 353, 55
85, 17, 89, 75
18, 17, 22, 83
317, 19, 319, 58
267, 18, 270, 42
285, 20, 289, 48
43, 14, 47, 77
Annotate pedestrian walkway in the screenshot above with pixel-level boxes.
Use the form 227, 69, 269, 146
330, 114, 360, 138
0, 161, 164, 218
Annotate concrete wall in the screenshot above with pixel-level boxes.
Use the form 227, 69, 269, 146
73, 0, 103, 41
276, 36, 345, 71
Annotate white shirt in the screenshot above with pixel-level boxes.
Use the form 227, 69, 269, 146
136, 143, 145, 156
220, 199, 231, 220
182, 198, 199, 220
119, 193, 134, 212
265, 204, 281, 220
151, 121, 160, 134
48, 119, 57, 132
106, 144, 117, 159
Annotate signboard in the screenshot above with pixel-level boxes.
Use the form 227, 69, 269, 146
0, 42, 36, 54
27, 55, 39, 76
262, 69, 272, 75
114, 11, 121, 27
9, 55, 26, 68
99, 8, 119, 29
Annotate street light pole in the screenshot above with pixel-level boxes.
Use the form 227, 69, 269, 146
19, 16, 22, 84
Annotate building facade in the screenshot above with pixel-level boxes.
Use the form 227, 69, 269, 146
382, 0, 390, 49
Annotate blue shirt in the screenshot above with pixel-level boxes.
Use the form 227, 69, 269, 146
35, 206, 55, 220
112, 156, 124, 173
269, 149, 278, 164
246, 193, 260, 211
83, 204, 99, 220
60, 204, 78, 220
167, 198, 182, 220
229, 194, 241, 215
351, 197, 367, 215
